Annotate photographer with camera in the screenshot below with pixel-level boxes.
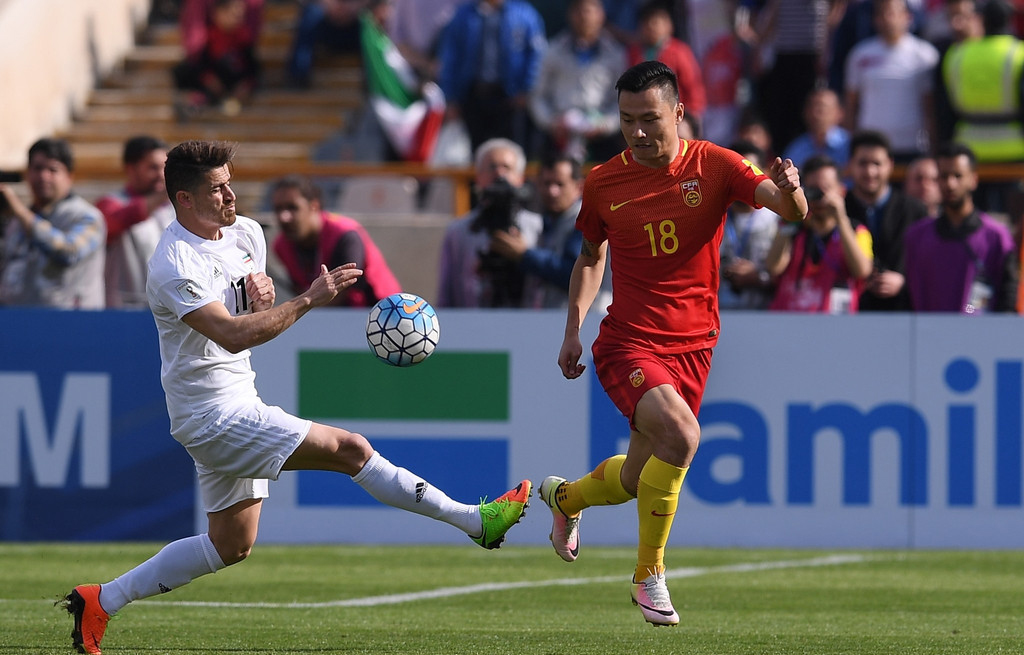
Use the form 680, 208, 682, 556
487, 153, 611, 309
0, 138, 106, 309
766, 155, 874, 313
437, 138, 542, 308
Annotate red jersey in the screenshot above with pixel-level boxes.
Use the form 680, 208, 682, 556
577, 139, 769, 352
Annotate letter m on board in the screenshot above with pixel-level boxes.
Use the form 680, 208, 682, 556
0, 373, 110, 488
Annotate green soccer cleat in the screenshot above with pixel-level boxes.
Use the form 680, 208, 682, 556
471, 479, 532, 549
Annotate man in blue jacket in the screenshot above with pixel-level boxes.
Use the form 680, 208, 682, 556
438, 0, 546, 154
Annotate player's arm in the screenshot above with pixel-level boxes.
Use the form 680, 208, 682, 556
184, 263, 363, 353
559, 236, 608, 380
754, 157, 808, 223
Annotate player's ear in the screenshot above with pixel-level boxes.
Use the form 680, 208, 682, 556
675, 103, 685, 123
175, 189, 193, 209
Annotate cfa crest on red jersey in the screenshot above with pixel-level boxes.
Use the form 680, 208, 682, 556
679, 179, 701, 207
629, 367, 645, 388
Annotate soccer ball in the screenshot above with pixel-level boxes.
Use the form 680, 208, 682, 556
366, 293, 441, 367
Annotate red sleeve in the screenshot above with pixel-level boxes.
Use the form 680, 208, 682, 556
95, 194, 151, 243
575, 170, 608, 246
726, 151, 771, 208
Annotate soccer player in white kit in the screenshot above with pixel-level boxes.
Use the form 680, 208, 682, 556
63, 141, 531, 655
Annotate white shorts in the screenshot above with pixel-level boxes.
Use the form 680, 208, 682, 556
177, 399, 311, 513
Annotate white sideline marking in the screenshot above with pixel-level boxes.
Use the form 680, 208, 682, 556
138, 553, 866, 609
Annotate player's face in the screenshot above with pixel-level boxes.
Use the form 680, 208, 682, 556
272, 186, 320, 246
126, 149, 166, 195
937, 154, 977, 210
538, 161, 581, 215
849, 145, 892, 199
619, 86, 683, 168
190, 164, 237, 230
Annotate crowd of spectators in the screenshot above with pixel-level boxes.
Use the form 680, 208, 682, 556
2, 0, 1023, 316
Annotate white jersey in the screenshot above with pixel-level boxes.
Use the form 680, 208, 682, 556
146, 215, 266, 439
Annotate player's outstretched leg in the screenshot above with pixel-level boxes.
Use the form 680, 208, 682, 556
61, 584, 109, 654
540, 455, 634, 562
471, 479, 532, 549
539, 476, 581, 562
631, 570, 679, 626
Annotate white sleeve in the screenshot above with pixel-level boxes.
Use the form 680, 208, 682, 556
150, 243, 220, 320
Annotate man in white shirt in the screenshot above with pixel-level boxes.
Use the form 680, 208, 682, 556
844, 0, 940, 161
62, 140, 531, 655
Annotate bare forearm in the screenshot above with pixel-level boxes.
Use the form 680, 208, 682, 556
220, 294, 315, 353
564, 257, 604, 336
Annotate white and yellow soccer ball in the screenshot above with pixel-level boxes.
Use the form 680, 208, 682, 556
366, 293, 441, 367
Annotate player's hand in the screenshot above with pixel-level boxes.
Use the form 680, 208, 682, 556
769, 157, 802, 194
307, 263, 363, 306
246, 272, 275, 313
558, 332, 586, 380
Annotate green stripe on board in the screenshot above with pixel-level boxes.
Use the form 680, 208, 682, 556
298, 351, 509, 420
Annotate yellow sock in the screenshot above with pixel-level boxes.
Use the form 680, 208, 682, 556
635, 456, 687, 581
557, 455, 634, 516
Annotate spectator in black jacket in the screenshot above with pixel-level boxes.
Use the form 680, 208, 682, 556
844, 130, 929, 311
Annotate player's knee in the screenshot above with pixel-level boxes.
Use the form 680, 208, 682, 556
335, 431, 374, 470
212, 535, 256, 566
223, 544, 253, 566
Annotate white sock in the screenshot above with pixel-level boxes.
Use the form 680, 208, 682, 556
99, 533, 225, 615
352, 451, 481, 536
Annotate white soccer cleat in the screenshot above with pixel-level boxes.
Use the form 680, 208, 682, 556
539, 475, 580, 562
631, 571, 679, 626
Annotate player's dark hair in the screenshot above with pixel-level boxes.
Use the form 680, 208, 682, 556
801, 154, 839, 178
28, 138, 74, 172
615, 60, 679, 105
271, 174, 323, 203
122, 135, 168, 165
935, 141, 978, 170
164, 140, 237, 205
849, 130, 893, 159
539, 152, 583, 181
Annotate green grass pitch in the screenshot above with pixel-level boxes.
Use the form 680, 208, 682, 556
2, 543, 1022, 654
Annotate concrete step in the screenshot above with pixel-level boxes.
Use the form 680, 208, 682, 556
88, 86, 362, 108
78, 103, 349, 127
101, 65, 362, 90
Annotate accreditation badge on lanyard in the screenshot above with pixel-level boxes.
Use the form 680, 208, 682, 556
963, 243, 991, 315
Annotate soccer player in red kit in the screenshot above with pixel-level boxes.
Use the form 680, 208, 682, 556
540, 60, 807, 626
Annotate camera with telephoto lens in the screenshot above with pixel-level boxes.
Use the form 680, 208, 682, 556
471, 177, 532, 307
471, 177, 531, 234
804, 186, 825, 202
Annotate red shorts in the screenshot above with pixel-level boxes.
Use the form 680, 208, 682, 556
592, 337, 713, 427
